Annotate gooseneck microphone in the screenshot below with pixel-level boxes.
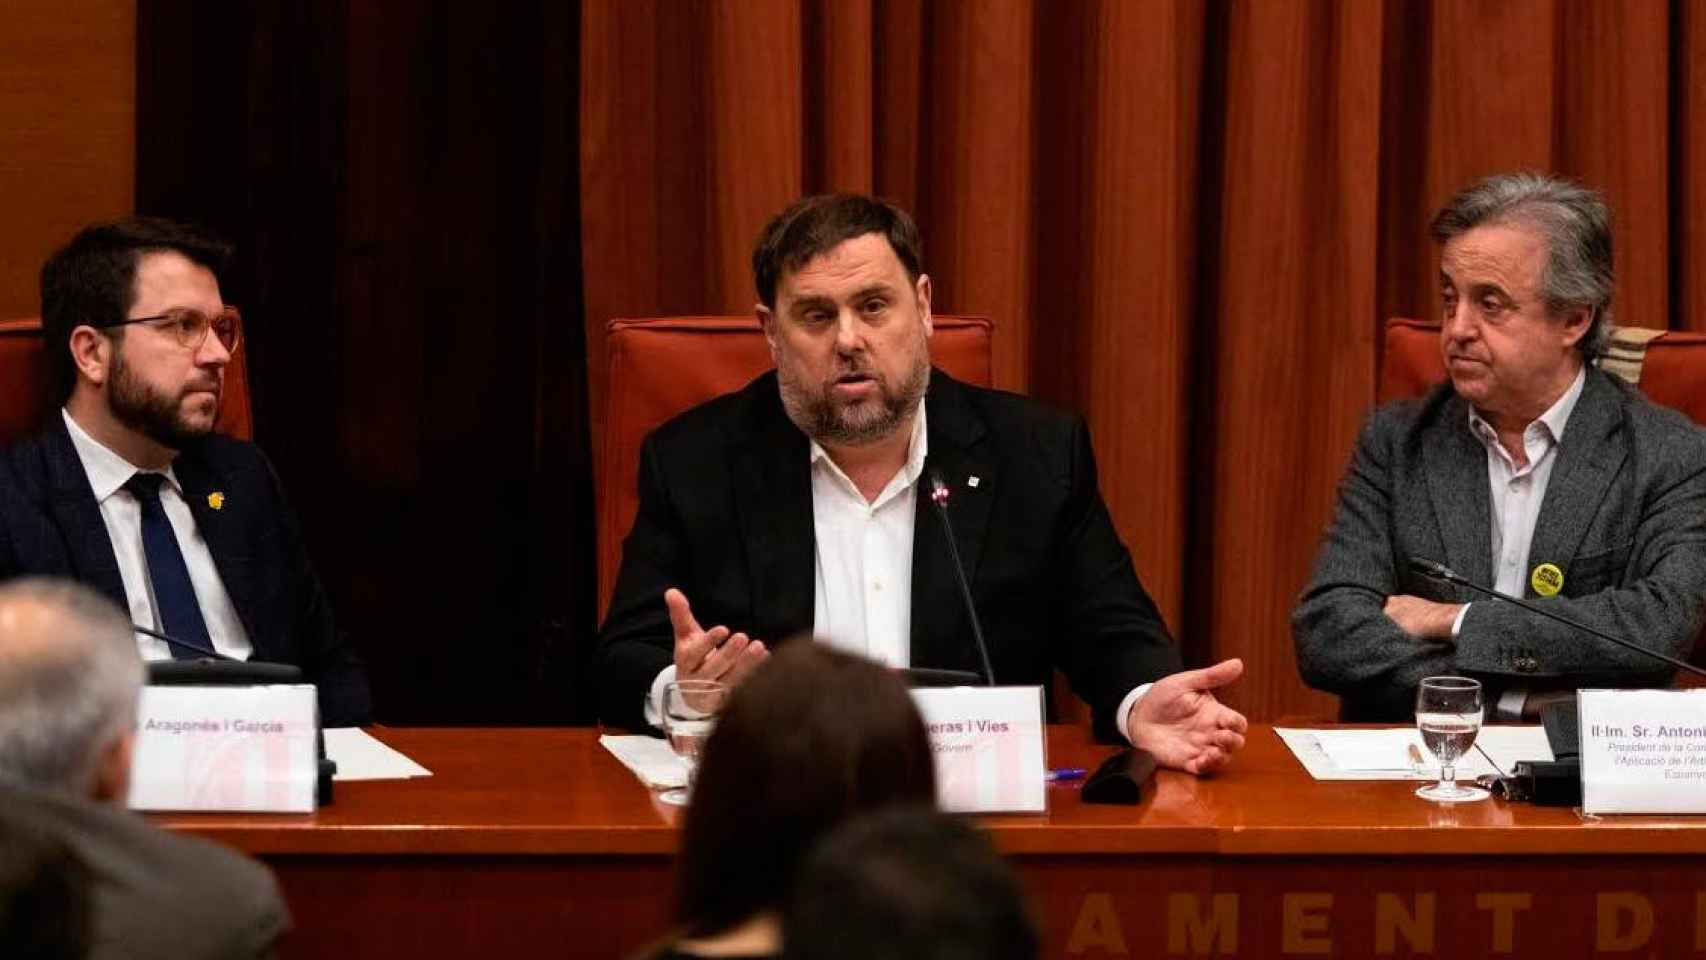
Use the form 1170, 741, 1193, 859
1405, 556, 1706, 680
929, 469, 996, 686
132, 622, 235, 661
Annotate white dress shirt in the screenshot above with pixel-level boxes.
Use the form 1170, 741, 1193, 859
62, 410, 254, 661
806, 403, 928, 667
1450, 367, 1586, 718
648, 401, 1150, 741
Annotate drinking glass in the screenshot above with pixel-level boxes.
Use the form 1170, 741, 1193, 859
1415, 676, 1489, 802
659, 679, 728, 806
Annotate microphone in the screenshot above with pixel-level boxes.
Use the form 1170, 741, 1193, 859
132, 622, 236, 661
928, 469, 996, 686
1405, 555, 1706, 680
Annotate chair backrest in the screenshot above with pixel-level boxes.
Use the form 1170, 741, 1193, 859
1378, 316, 1706, 677
1379, 317, 1706, 420
597, 315, 994, 618
0, 317, 255, 443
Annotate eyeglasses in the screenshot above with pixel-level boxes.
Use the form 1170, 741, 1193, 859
95, 306, 243, 354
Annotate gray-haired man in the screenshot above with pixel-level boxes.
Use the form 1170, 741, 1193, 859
0, 578, 289, 959
1294, 173, 1706, 721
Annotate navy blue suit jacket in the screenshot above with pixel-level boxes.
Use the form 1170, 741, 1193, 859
0, 418, 371, 726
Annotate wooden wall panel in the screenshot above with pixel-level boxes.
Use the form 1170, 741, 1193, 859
0, 2, 135, 318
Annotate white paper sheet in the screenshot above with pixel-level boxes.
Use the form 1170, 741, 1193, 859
1276, 726, 1553, 781
600, 734, 687, 789
324, 728, 433, 781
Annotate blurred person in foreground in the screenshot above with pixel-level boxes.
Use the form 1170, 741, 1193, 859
0, 825, 90, 959
600, 192, 1245, 772
1295, 173, 1706, 721
783, 807, 1038, 960
0, 577, 289, 959
643, 642, 937, 960
0, 217, 370, 725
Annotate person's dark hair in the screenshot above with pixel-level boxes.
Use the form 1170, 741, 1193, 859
39, 217, 233, 404
782, 807, 1038, 960
674, 642, 937, 938
1430, 172, 1614, 358
751, 194, 923, 309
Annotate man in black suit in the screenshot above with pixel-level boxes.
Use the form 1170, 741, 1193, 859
0, 577, 289, 959
0, 218, 370, 726
598, 194, 1245, 772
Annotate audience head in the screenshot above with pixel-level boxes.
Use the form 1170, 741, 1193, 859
40, 217, 238, 457
783, 807, 1038, 960
0, 578, 145, 803
674, 641, 937, 938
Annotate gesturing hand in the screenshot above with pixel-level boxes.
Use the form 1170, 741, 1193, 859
1126, 658, 1248, 775
667, 588, 769, 687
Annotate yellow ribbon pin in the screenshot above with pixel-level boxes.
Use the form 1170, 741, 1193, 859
1530, 562, 1563, 597
207, 492, 226, 511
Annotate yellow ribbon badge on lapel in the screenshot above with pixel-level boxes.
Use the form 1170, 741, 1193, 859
207, 491, 226, 511
1530, 562, 1563, 597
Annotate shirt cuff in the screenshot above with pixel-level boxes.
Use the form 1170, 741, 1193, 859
1450, 602, 1471, 637
645, 664, 678, 730
1495, 688, 1528, 723
1116, 683, 1155, 746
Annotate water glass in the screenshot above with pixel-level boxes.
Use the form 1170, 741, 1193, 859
1415, 676, 1489, 802
659, 679, 727, 806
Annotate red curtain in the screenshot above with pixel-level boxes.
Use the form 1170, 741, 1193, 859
581, 0, 1703, 721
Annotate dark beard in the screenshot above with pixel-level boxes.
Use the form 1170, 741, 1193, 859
780, 352, 931, 446
108, 348, 214, 452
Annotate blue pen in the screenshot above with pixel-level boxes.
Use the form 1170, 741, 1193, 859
1046, 767, 1088, 782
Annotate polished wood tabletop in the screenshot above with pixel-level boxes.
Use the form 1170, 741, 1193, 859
155, 723, 1706, 856
152, 724, 1706, 959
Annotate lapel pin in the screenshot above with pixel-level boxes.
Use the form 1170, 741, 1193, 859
967, 476, 981, 488
207, 491, 226, 511
1530, 562, 1562, 597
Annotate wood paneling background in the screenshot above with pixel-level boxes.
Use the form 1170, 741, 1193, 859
11, 1, 1702, 724
0, 2, 134, 318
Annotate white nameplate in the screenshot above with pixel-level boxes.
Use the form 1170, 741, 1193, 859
1579, 688, 1706, 814
910, 686, 1047, 813
128, 685, 319, 813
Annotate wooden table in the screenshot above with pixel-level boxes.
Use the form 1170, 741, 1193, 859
157, 725, 1706, 958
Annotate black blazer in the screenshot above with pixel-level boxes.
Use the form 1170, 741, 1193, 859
597, 369, 1181, 740
0, 419, 372, 726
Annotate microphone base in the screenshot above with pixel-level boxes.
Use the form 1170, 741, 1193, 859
1505, 759, 1582, 806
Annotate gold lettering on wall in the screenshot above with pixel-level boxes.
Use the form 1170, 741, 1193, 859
1281, 893, 1333, 955
1067, 893, 1129, 956
1166, 893, 1238, 955
1595, 892, 1654, 952
1374, 892, 1435, 954
1474, 892, 1533, 953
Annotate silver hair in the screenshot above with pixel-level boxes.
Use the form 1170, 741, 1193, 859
1430, 172, 1615, 358
0, 578, 143, 794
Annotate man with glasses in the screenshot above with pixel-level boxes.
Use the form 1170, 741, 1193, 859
0, 218, 371, 726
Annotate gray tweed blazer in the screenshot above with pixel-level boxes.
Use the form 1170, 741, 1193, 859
1293, 366, 1706, 721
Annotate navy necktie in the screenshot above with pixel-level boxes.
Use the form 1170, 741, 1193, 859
125, 472, 214, 660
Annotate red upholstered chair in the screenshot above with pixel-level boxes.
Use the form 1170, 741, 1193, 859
1378, 317, 1706, 417
597, 315, 993, 619
1378, 317, 1706, 677
0, 317, 254, 443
